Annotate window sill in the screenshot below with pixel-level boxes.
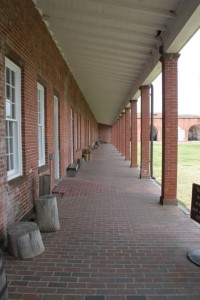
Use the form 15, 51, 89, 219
7, 175, 27, 191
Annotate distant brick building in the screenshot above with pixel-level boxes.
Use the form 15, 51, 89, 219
137, 113, 200, 142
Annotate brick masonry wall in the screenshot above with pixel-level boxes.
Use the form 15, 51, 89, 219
98, 124, 112, 143
137, 116, 200, 142
140, 86, 150, 178
0, 0, 98, 241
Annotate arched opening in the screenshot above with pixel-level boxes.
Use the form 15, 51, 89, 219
188, 125, 200, 141
150, 126, 158, 141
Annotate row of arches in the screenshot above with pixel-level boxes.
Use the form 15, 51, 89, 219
150, 125, 200, 141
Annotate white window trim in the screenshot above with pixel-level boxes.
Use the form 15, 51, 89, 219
5, 58, 22, 180
37, 82, 45, 166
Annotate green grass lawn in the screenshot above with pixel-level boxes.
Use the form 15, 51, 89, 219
149, 142, 200, 210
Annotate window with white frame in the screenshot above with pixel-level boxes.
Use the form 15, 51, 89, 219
37, 82, 45, 166
5, 58, 22, 180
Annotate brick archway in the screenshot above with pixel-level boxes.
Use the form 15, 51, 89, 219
150, 125, 158, 141
188, 124, 200, 141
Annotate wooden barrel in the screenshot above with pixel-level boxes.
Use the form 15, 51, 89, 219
0, 249, 8, 300
35, 195, 60, 232
7, 222, 45, 260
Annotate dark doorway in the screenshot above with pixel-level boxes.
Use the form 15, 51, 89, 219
150, 126, 158, 141
188, 125, 200, 141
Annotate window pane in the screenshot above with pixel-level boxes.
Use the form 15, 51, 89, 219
6, 67, 10, 84
10, 154, 14, 170
11, 70, 15, 86
38, 126, 42, 163
9, 122, 13, 136
10, 137, 13, 153
7, 156, 10, 171
6, 85, 10, 100
12, 103, 15, 119
6, 137, 9, 154
6, 99, 12, 118
6, 120, 14, 165
6, 122, 9, 136
12, 87, 15, 103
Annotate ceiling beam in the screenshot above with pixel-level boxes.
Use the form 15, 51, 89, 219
86, 0, 176, 19
68, 56, 143, 72
54, 33, 154, 57
74, 67, 138, 82
63, 47, 145, 66
65, 49, 146, 67
42, 6, 167, 31
75, 70, 136, 85
49, 22, 158, 50
71, 66, 140, 81
61, 39, 152, 59
48, 15, 158, 42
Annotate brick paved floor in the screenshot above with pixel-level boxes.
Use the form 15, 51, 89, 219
4, 144, 200, 300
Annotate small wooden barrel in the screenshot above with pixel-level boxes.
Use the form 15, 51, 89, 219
7, 222, 45, 260
88, 153, 93, 160
35, 195, 60, 232
0, 249, 8, 300
83, 153, 89, 161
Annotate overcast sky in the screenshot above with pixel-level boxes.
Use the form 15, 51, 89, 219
140, 28, 200, 115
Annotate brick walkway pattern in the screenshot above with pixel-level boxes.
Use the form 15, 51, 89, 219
4, 144, 200, 300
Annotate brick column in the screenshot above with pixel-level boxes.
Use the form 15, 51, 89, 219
160, 53, 180, 205
140, 85, 150, 178
115, 123, 117, 148
130, 100, 138, 167
121, 112, 126, 157
114, 122, 117, 148
125, 107, 131, 160
119, 115, 122, 154
111, 124, 114, 146
117, 118, 120, 151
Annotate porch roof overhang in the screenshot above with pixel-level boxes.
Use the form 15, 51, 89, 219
33, 0, 200, 125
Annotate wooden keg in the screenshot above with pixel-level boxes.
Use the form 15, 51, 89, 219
35, 195, 60, 232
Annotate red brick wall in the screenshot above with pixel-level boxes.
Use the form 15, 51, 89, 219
137, 116, 200, 142
0, 0, 97, 241
98, 124, 112, 143
178, 118, 200, 141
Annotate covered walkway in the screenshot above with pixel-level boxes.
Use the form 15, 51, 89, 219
4, 144, 200, 299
